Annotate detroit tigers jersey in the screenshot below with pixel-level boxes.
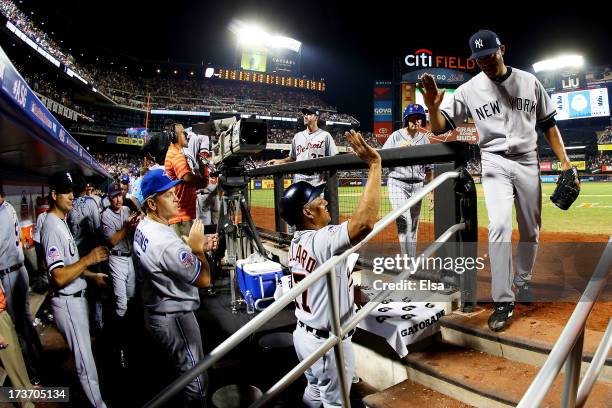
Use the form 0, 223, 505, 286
0, 201, 25, 269
101, 206, 132, 252
289, 221, 354, 331
440, 67, 556, 154
382, 129, 432, 181
67, 195, 101, 253
133, 217, 202, 313
290, 128, 337, 185
41, 212, 86, 295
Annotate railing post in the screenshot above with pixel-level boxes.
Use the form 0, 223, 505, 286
326, 170, 340, 225
325, 271, 351, 407
433, 163, 460, 287
457, 168, 478, 312
562, 329, 585, 408
273, 174, 286, 233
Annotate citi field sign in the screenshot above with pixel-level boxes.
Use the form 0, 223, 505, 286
404, 49, 476, 71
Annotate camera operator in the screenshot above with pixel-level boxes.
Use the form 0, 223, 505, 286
142, 119, 173, 167
164, 123, 208, 237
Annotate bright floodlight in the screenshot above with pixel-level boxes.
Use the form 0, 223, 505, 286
229, 19, 301, 52
533, 55, 584, 73
204, 67, 215, 78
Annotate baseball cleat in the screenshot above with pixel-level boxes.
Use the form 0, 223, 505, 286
488, 302, 514, 332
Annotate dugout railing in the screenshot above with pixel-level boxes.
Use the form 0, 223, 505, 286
143, 142, 478, 408
517, 237, 612, 408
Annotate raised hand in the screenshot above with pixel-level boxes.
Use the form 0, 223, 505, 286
346, 130, 381, 167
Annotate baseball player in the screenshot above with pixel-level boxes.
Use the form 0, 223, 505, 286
279, 130, 381, 407
419, 29, 576, 331
0, 190, 44, 384
101, 183, 139, 368
382, 104, 434, 258
134, 168, 219, 407
184, 127, 218, 226
68, 177, 106, 333
40, 171, 110, 408
266, 106, 338, 186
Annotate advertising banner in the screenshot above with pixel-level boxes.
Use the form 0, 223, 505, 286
540, 162, 552, 171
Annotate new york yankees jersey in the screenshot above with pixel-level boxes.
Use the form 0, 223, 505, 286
0, 201, 24, 269
67, 196, 101, 253
101, 206, 132, 252
290, 128, 337, 185
382, 129, 433, 181
289, 221, 354, 331
133, 217, 202, 313
41, 212, 86, 295
440, 67, 556, 154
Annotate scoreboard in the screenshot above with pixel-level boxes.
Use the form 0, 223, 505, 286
216, 68, 325, 92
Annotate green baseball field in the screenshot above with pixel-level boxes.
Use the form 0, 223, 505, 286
249, 182, 612, 237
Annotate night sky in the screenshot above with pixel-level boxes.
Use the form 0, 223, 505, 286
18, 0, 611, 129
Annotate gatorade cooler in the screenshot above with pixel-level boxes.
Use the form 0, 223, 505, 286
236, 259, 283, 300
20, 220, 34, 249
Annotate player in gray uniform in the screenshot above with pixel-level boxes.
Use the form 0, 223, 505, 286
266, 106, 338, 186
40, 171, 110, 408
382, 104, 434, 258
184, 128, 218, 226
134, 168, 218, 407
68, 177, 106, 333
0, 191, 43, 383
279, 130, 381, 407
101, 183, 139, 368
420, 29, 576, 331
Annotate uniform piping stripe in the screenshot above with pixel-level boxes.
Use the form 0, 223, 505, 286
536, 111, 557, 123
189, 259, 202, 285
176, 317, 205, 404
440, 110, 457, 130
48, 260, 65, 271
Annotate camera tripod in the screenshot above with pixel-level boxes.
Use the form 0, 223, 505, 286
216, 166, 270, 313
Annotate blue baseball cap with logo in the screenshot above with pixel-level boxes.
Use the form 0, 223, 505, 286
468, 29, 502, 60
141, 168, 182, 201
120, 174, 131, 184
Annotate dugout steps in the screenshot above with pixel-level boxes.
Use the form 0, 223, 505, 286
357, 340, 612, 408
362, 378, 474, 408
440, 304, 612, 382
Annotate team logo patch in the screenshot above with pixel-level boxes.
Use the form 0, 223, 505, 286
179, 250, 194, 268
47, 246, 61, 262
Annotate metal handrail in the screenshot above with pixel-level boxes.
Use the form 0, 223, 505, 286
517, 237, 612, 408
143, 170, 461, 408
576, 319, 612, 407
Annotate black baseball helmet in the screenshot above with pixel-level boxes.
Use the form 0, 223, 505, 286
279, 181, 326, 226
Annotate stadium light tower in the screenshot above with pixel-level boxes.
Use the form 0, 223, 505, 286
533, 55, 584, 73
229, 19, 301, 52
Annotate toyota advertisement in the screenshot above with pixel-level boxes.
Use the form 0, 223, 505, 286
374, 81, 393, 143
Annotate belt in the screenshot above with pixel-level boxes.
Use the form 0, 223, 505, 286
0, 263, 24, 278
391, 178, 423, 184
110, 250, 132, 257
148, 310, 190, 316
488, 150, 531, 158
53, 290, 86, 298
298, 320, 355, 340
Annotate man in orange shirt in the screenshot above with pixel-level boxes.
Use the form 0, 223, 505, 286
164, 122, 207, 237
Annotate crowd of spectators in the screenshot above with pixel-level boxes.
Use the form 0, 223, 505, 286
2, 0, 359, 126
0, 0, 94, 83
596, 126, 612, 144
93, 152, 143, 177
588, 151, 612, 171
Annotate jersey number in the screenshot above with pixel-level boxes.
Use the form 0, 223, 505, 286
310, 154, 324, 159
292, 272, 311, 313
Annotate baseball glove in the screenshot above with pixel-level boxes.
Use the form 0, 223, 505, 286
550, 167, 580, 210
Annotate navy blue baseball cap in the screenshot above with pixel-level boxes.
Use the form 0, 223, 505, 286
279, 181, 326, 225
301, 106, 320, 116
49, 171, 74, 194
141, 168, 182, 201
468, 29, 502, 60
107, 183, 122, 199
